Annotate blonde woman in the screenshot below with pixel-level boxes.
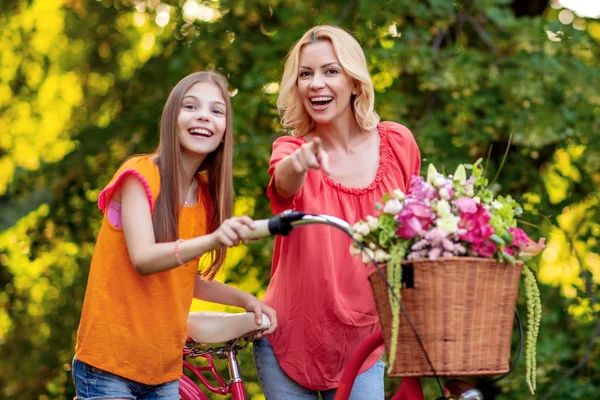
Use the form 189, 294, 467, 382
253, 26, 423, 399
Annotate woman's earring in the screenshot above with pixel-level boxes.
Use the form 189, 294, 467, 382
352, 89, 358, 95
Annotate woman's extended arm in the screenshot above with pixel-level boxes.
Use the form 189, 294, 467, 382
274, 137, 330, 198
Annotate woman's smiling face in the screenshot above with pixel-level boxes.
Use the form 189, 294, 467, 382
297, 40, 355, 128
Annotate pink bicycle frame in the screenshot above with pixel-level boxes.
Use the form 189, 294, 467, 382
180, 347, 247, 400
334, 331, 424, 400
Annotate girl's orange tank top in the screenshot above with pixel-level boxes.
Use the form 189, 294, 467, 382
75, 155, 210, 385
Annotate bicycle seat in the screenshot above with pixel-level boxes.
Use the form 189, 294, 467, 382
186, 312, 271, 344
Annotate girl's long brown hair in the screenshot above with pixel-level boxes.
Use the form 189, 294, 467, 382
152, 71, 233, 280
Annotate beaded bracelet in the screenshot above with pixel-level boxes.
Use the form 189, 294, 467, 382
174, 239, 184, 265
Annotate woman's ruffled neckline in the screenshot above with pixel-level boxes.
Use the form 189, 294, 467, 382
297, 122, 393, 195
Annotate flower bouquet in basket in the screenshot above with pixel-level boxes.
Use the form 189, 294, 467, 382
349, 160, 545, 394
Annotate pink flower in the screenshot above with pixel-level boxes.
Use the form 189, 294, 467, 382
408, 228, 467, 260
460, 223, 494, 244
459, 207, 493, 241
395, 202, 435, 239
439, 185, 455, 200
407, 176, 437, 202
458, 204, 497, 257
471, 239, 497, 258
510, 227, 529, 247
428, 247, 442, 260
455, 196, 478, 214
509, 227, 546, 256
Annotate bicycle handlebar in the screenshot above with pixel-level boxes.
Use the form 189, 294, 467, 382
243, 219, 273, 240
244, 211, 352, 241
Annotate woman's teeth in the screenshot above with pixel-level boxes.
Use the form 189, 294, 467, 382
310, 96, 333, 106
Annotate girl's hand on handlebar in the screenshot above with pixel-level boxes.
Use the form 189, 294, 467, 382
290, 137, 331, 175
211, 216, 256, 248
244, 297, 278, 338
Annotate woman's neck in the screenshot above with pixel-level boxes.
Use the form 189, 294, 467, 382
313, 118, 364, 153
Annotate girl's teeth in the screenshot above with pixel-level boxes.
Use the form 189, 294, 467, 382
190, 129, 211, 137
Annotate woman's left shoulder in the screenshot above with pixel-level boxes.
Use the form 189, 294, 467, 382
378, 121, 418, 147
378, 121, 414, 137
378, 121, 422, 177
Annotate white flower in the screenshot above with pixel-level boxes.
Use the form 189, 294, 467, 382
436, 200, 451, 217
366, 215, 379, 230
453, 164, 467, 183
383, 198, 403, 215
426, 164, 438, 184
465, 186, 474, 197
349, 245, 362, 257
439, 187, 451, 200
436, 215, 460, 234
352, 233, 363, 241
375, 249, 390, 263
491, 200, 503, 210
434, 174, 447, 188
354, 221, 370, 236
393, 189, 405, 200
473, 196, 481, 204
361, 248, 375, 264
369, 243, 377, 250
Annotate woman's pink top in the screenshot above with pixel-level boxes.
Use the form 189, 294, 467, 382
264, 121, 421, 390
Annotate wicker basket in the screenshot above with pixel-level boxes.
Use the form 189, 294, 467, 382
368, 257, 522, 377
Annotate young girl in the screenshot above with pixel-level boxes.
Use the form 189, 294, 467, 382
253, 26, 423, 399
73, 71, 277, 400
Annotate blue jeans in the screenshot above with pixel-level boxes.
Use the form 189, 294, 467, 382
72, 358, 180, 400
253, 338, 385, 400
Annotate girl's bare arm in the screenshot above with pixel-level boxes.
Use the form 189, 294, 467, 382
194, 276, 278, 336
120, 175, 253, 275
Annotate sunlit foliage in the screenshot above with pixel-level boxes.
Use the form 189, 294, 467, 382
1, 0, 599, 399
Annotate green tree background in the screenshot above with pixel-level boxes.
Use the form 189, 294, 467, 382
1, 0, 598, 399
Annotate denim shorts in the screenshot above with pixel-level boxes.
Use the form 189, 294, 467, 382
72, 358, 180, 400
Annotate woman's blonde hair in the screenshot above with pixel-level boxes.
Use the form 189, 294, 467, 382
277, 25, 379, 136
152, 70, 233, 280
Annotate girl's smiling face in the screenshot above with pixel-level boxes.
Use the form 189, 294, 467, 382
177, 81, 227, 157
